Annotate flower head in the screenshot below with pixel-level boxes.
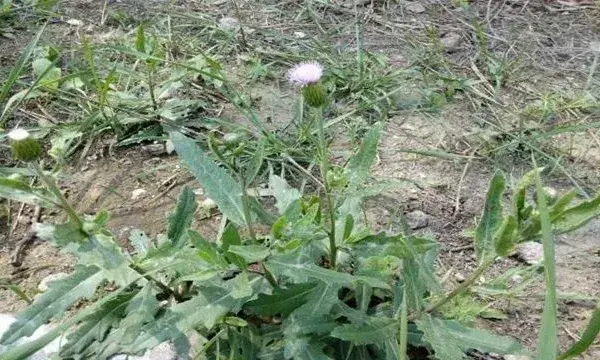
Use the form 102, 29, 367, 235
288, 61, 324, 87
8, 128, 30, 141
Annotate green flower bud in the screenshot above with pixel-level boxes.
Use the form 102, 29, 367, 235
8, 129, 42, 162
302, 83, 327, 108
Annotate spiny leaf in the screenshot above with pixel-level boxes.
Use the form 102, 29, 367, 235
553, 193, 600, 235
0, 177, 59, 207
168, 186, 197, 248
494, 215, 518, 257
416, 314, 522, 360
228, 245, 271, 263
245, 283, 317, 317
331, 317, 399, 345
221, 223, 247, 268
475, 171, 505, 265
346, 123, 382, 188
60, 292, 136, 358
0, 266, 103, 345
170, 131, 246, 225
266, 255, 355, 287
189, 230, 229, 269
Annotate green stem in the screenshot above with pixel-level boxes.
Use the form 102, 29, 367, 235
315, 107, 337, 268
240, 176, 256, 242
31, 163, 82, 228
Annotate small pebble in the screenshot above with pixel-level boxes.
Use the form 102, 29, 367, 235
405, 210, 429, 230
515, 242, 543, 265
131, 188, 148, 201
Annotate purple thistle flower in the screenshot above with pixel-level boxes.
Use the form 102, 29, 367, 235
288, 61, 324, 87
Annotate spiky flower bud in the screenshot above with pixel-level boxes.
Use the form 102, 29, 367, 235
302, 83, 327, 108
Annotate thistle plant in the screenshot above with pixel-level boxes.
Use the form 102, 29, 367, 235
0, 67, 599, 360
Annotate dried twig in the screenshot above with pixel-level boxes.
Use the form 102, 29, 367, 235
11, 206, 42, 267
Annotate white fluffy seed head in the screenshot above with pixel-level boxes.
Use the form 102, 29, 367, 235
287, 61, 324, 87
7, 128, 30, 141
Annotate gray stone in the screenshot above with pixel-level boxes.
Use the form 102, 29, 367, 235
515, 242, 543, 265
441, 32, 462, 52
38, 272, 69, 292
406, 2, 426, 13
405, 210, 429, 230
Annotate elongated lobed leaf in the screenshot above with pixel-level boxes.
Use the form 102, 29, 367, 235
0, 266, 103, 345
475, 171, 505, 265
169, 131, 246, 225
346, 123, 382, 188
0, 177, 59, 208
331, 317, 399, 345
416, 314, 522, 360
60, 292, 136, 358
245, 283, 317, 317
167, 186, 197, 248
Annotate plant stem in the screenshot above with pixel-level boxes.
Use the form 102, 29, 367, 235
315, 107, 337, 268
240, 177, 256, 242
31, 163, 82, 228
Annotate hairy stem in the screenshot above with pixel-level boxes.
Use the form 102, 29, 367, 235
315, 107, 337, 268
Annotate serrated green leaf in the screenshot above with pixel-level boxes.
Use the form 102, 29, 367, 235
188, 230, 229, 269
60, 292, 136, 358
228, 245, 271, 263
351, 233, 437, 258
168, 186, 197, 248
266, 256, 355, 287
0, 177, 58, 207
246, 139, 265, 184
346, 123, 382, 188
494, 215, 517, 257
245, 283, 317, 316
221, 223, 247, 268
269, 174, 301, 215
331, 317, 399, 345
417, 314, 522, 360
0, 266, 103, 345
475, 171, 505, 265
553, 193, 600, 235
170, 131, 246, 225
513, 168, 541, 222
549, 188, 578, 217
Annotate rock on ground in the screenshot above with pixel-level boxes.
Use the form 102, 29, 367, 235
515, 242, 543, 265
405, 210, 430, 230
